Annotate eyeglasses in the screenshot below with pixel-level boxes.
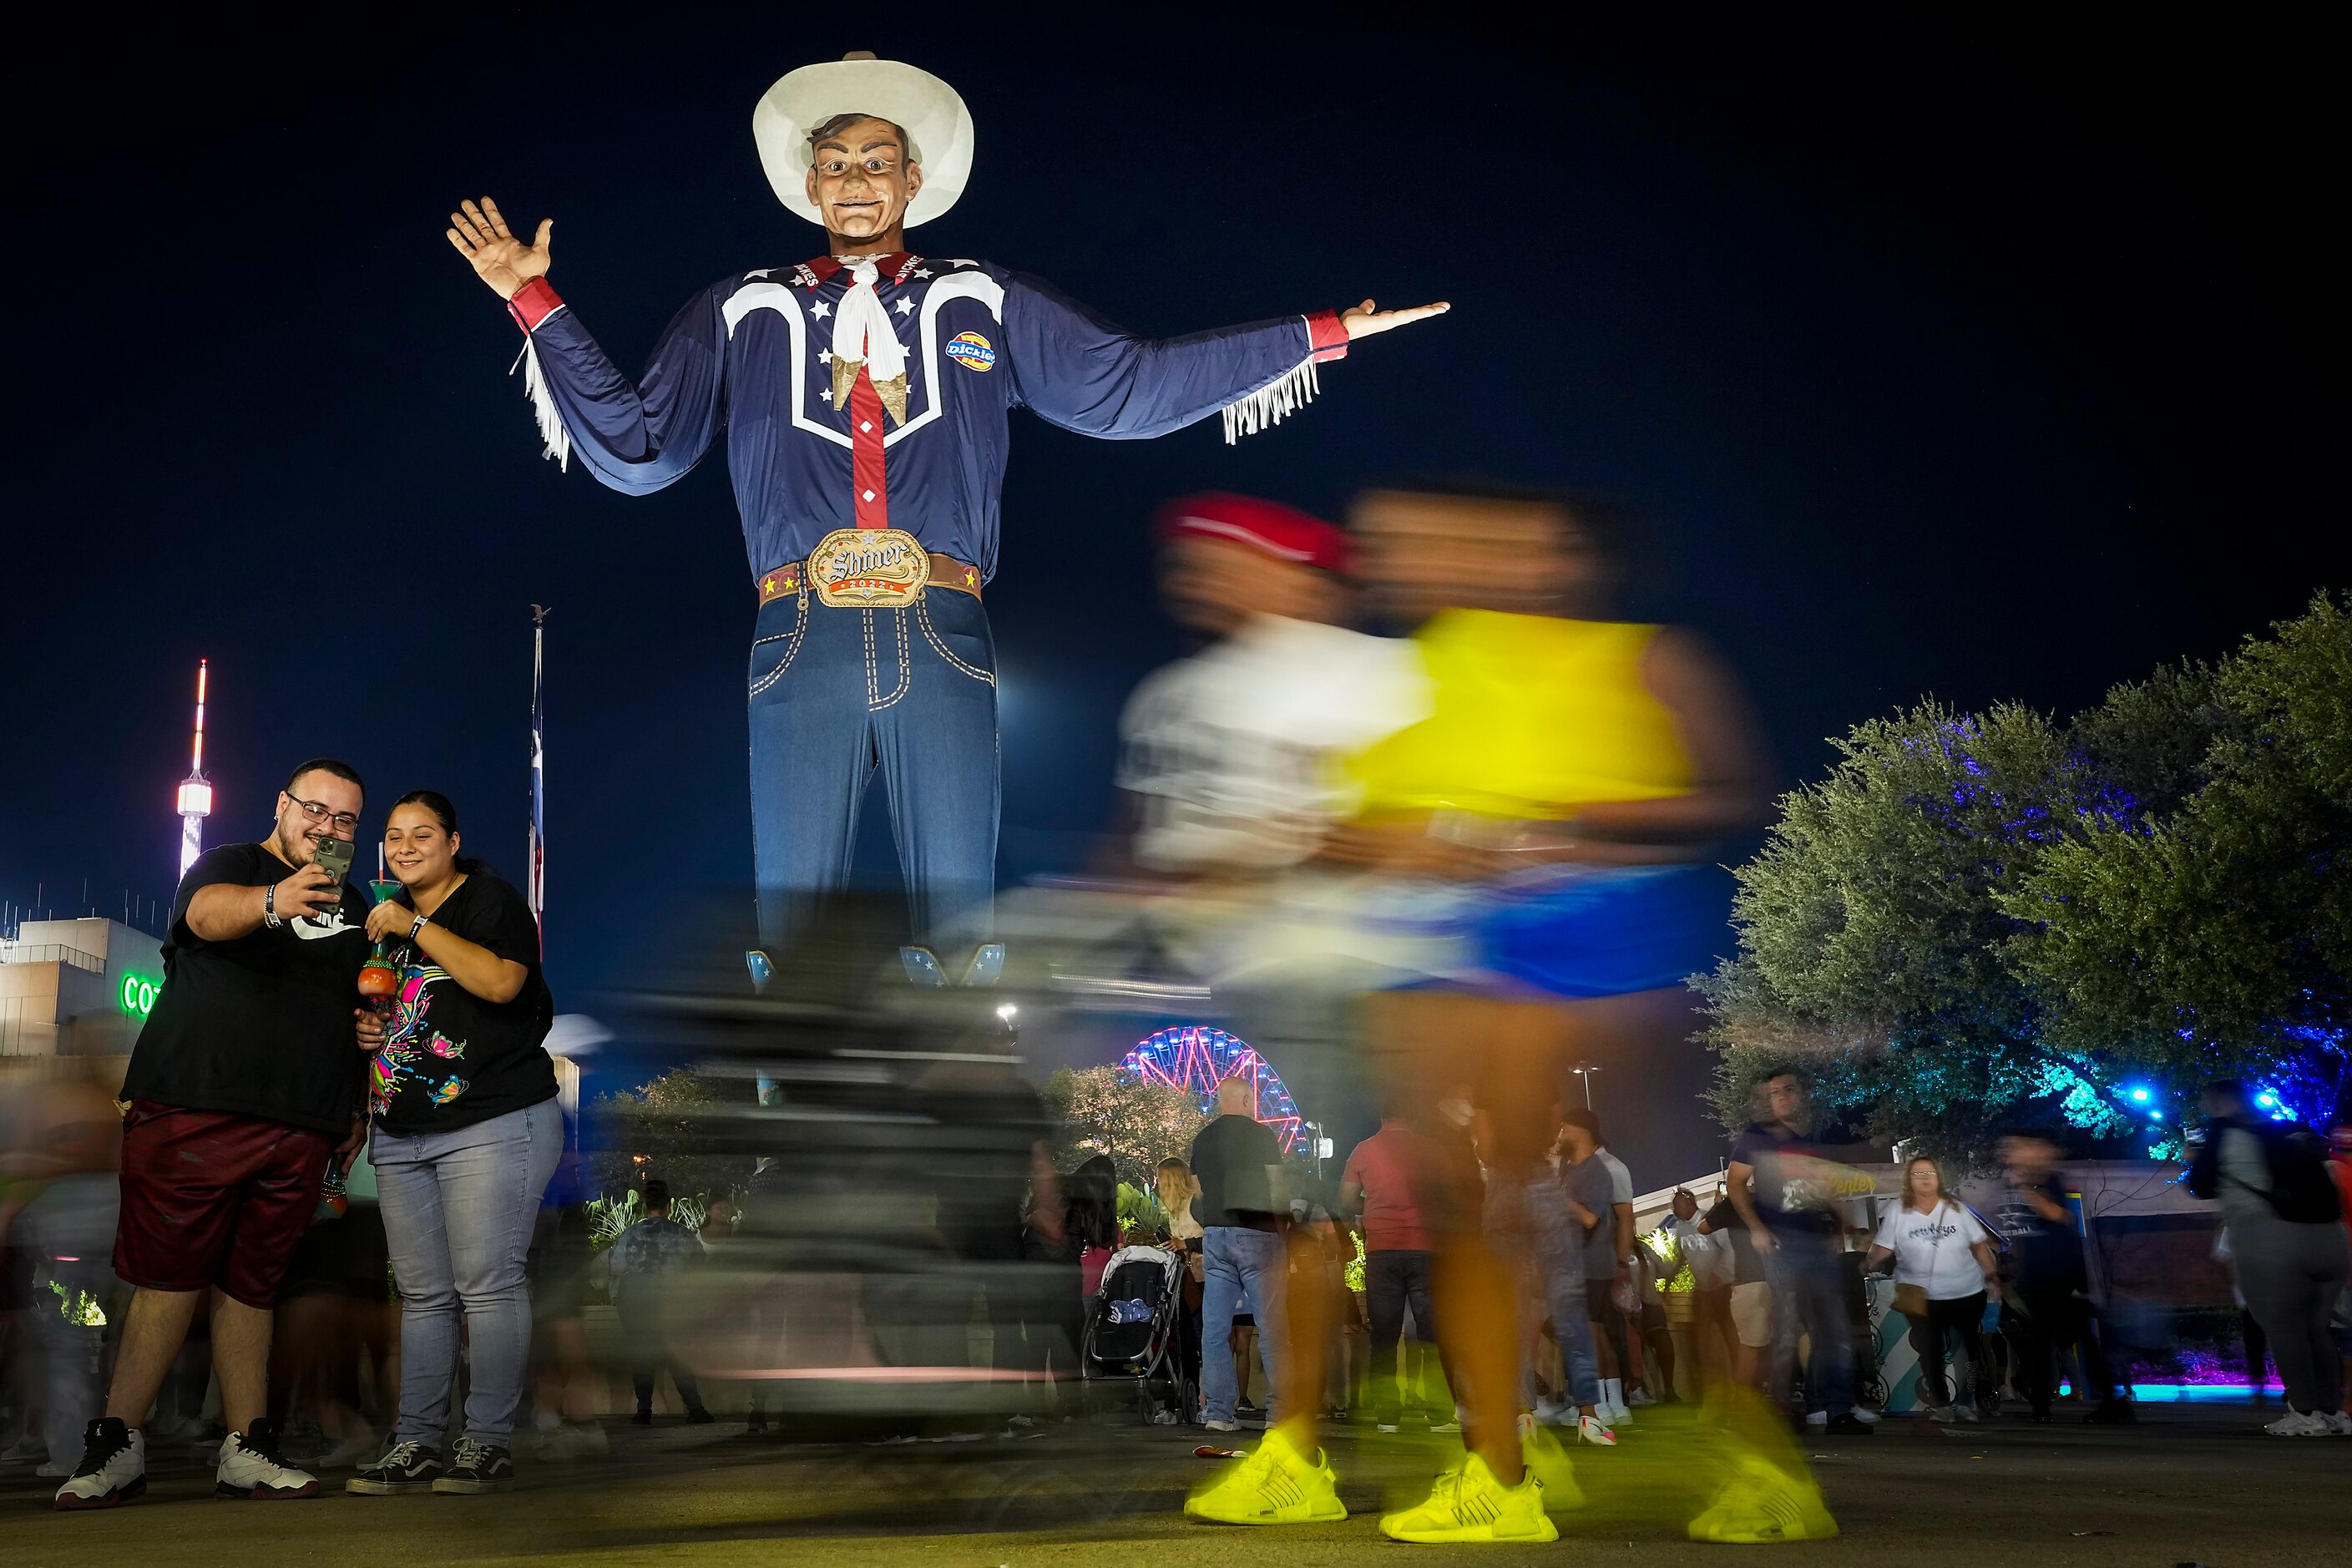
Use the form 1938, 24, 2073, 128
286, 792, 361, 832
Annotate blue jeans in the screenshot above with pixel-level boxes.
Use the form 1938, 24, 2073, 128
372, 1099, 564, 1447
1485, 1176, 1601, 1409
1200, 1226, 1284, 1424
746, 584, 999, 953
1767, 1242, 1855, 1415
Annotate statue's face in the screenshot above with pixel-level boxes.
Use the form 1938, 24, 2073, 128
804, 116, 923, 242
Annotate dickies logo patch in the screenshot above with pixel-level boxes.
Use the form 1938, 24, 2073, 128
945, 331, 997, 372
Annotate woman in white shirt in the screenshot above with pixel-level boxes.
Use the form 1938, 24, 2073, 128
1867, 1158, 2001, 1421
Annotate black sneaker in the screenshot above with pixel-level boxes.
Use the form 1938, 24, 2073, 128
1822, 1412, 1876, 1436
431, 1437, 514, 1494
2083, 1400, 2137, 1426
346, 1439, 441, 1495
53, 1418, 146, 1510
630, 1411, 652, 1427
685, 1409, 716, 1425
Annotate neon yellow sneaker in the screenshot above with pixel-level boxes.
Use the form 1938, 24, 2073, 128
1378, 1452, 1559, 1543
1517, 1412, 1585, 1510
1183, 1424, 1347, 1525
1686, 1454, 1839, 1544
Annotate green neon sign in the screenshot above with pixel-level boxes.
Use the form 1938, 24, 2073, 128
119, 973, 160, 1019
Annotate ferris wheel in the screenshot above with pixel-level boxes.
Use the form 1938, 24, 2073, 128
1121, 1024, 1304, 1153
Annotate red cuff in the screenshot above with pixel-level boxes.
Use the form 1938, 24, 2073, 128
507, 277, 565, 333
1305, 309, 1350, 363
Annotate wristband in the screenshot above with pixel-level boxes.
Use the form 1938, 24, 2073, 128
408, 913, 430, 943
263, 884, 284, 929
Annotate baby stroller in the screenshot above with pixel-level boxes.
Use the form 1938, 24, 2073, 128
1080, 1245, 1193, 1424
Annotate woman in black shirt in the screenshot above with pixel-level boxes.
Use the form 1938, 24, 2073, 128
347, 791, 559, 1497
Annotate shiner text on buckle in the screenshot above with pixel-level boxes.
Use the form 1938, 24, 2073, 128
807, 527, 933, 608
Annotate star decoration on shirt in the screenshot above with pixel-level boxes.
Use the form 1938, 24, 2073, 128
812, 301, 832, 319
817, 349, 833, 364
894, 297, 916, 316
913, 268, 933, 280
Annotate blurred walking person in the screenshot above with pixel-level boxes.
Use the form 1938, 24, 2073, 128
1700, 1183, 1774, 1389
57, 760, 372, 1510
1992, 1130, 2132, 1424
611, 1182, 715, 1425
1865, 1157, 1999, 1421
1670, 1189, 1737, 1395
1187, 1077, 1287, 1435
1727, 1070, 1872, 1434
2186, 1082, 2349, 1435
347, 791, 560, 1495
3, 1070, 122, 1479
1340, 1106, 1460, 1433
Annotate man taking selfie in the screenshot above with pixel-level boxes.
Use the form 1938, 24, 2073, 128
55, 760, 373, 1510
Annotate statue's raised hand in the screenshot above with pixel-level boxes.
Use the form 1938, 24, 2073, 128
446, 197, 551, 301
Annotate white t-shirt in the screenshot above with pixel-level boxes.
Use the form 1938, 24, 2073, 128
1872, 1201, 1991, 1300
1117, 615, 1430, 873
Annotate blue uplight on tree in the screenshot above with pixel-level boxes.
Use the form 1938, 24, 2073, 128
2127, 1086, 2152, 1104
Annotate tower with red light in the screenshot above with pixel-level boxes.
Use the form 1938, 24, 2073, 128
175, 660, 213, 878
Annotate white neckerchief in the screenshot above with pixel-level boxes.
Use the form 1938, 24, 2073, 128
831, 256, 907, 387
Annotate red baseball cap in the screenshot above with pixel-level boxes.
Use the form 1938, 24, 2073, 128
1155, 493, 1350, 574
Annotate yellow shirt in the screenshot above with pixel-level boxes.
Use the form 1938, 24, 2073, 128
1350, 609, 1692, 820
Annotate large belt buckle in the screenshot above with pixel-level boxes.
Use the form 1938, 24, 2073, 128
807, 527, 931, 609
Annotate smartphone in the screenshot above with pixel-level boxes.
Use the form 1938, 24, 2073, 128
311, 837, 355, 882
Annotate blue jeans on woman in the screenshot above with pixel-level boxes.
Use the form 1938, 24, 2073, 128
1199, 1226, 1285, 1424
372, 1098, 564, 1448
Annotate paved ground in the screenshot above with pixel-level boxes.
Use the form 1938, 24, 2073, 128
6, 1402, 2347, 1567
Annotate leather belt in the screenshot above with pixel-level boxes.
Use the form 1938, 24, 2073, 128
756, 549, 983, 608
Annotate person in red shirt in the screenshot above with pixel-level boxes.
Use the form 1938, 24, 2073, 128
1341, 1110, 1467, 1433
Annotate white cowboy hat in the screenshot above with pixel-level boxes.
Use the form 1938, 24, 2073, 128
752, 53, 974, 229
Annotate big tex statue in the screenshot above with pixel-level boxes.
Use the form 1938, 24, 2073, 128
447, 53, 1444, 984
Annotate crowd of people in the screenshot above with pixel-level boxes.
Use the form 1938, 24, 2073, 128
3, 489, 2346, 1548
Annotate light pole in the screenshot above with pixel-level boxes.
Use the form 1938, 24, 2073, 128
1569, 1060, 1601, 1110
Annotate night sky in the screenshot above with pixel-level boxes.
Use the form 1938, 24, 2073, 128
10, 12, 2340, 1179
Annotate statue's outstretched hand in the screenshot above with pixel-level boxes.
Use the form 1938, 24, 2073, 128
1340, 297, 1450, 341
447, 197, 551, 301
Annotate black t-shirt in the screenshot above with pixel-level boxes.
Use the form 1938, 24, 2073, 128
1990, 1172, 2086, 1292
1702, 1196, 1768, 1285
367, 872, 556, 1136
1189, 1112, 1282, 1229
1728, 1121, 1845, 1245
123, 842, 373, 1136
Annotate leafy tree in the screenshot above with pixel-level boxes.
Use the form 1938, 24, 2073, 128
1699, 594, 2349, 1153
1693, 701, 2089, 1156
2006, 593, 2350, 1122
1039, 1064, 1209, 1189
588, 1067, 753, 1202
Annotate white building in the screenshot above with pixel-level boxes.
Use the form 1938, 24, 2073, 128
0, 917, 164, 1057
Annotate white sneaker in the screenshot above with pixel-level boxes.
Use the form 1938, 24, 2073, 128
1927, 1405, 1958, 1423
320, 1424, 380, 1469
1203, 1419, 1242, 1433
1954, 1405, 1982, 1424
1849, 1408, 1881, 1424
1606, 1400, 1632, 1426
1577, 1413, 1619, 1448
1532, 1396, 1573, 1427
215, 1419, 321, 1499
37, 1461, 70, 1479
2321, 1411, 2352, 1436
1804, 1409, 1828, 1427
1376, 1422, 1402, 1434
53, 1419, 145, 1510
2263, 1410, 2331, 1437
1626, 1387, 1657, 1407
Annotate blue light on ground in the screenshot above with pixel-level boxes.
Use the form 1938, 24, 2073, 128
2100, 1383, 2280, 1404
2128, 1086, 2152, 1104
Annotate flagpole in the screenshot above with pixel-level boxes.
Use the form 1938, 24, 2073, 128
529, 604, 549, 951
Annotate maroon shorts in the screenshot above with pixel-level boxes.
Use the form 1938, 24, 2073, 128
114, 1100, 333, 1308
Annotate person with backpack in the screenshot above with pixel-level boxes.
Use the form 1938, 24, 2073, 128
2185, 1080, 2349, 1435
